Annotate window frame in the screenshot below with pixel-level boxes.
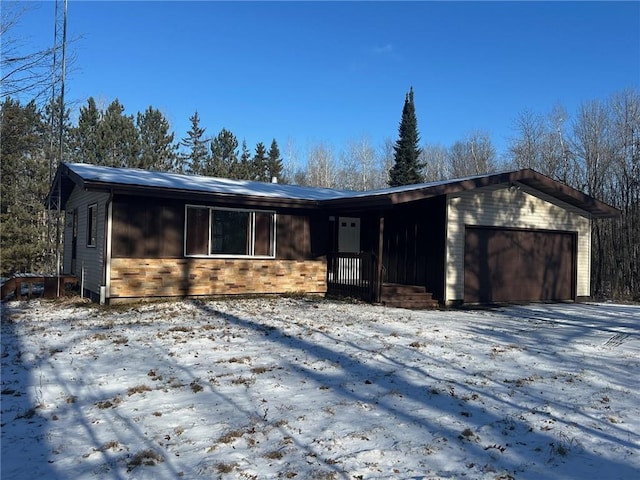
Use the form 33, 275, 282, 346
184, 205, 276, 259
87, 203, 98, 248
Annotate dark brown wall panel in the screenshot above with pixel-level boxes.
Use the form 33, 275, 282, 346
112, 197, 184, 258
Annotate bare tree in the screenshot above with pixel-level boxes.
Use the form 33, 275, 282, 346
339, 135, 377, 190
420, 144, 449, 181
1, 3, 75, 104
305, 142, 338, 188
449, 131, 497, 177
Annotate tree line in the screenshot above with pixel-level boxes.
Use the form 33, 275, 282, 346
1, 88, 638, 300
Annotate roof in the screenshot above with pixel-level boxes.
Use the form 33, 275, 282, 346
47, 162, 620, 218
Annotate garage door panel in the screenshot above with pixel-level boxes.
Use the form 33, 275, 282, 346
464, 228, 575, 303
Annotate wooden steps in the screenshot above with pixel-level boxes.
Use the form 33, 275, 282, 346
380, 283, 439, 309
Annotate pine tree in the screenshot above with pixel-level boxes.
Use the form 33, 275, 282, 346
179, 111, 210, 175
252, 142, 269, 182
136, 106, 177, 171
267, 138, 284, 183
237, 139, 252, 180
71, 97, 101, 164
209, 128, 239, 178
0, 98, 50, 275
388, 87, 423, 186
98, 99, 140, 168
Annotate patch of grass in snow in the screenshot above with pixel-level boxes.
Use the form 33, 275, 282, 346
251, 366, 271, 374
208, 429, 245, 452
231, 376, 255, 386
168, 326, 193, 332
95, 396, 122, 409
127, 384, 152, 396
190, 381, 203, 393
112, 335, 129, 345
215, 462, 237, 474
264, 450, 285, 460
126, 448, 164, 471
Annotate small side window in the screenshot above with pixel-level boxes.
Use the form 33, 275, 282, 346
87, 204, 97, 247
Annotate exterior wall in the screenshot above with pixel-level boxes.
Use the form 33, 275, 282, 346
62, 188, 110, 299
109, 258, 327, 300
445, 183, 591, 304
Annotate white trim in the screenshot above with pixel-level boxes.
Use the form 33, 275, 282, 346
105, 198, 113, 300
87, 203, 98, 247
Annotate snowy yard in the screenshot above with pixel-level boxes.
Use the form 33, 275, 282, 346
1, 297, 638, 480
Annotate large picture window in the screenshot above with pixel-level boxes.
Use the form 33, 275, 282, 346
185, 206, 275, 257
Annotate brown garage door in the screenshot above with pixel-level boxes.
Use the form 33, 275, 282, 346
464, 227, 575, 304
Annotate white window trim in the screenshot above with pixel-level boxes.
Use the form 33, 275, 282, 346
87, 203, 98, 248
184, 205, 276, 259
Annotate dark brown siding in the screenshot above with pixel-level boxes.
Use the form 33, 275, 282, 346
464, 227, 576, 303
382, 197, 446, 301
277, 213, 313, 259
112, 197, 184, 258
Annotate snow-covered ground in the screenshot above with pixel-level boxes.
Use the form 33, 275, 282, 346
1, 297, 638, 479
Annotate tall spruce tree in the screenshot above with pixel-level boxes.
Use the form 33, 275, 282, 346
267, 139, 284, 183
252, 142, 269, 182
388, 87, 423, 186
136, 106, 177, 171
179, 111, 210, 175
237, 140, 252, 180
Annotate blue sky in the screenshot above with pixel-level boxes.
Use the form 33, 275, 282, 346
12, 1, 640, 163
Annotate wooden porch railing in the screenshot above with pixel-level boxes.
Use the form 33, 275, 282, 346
326, 252, 378, 302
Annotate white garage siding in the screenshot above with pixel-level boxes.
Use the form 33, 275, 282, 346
62, 188, 110, 299
445, 183, 592, 304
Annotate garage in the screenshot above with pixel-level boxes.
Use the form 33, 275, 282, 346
464, 227, 576, 304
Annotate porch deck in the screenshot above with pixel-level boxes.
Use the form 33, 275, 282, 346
1, 274, 78, 301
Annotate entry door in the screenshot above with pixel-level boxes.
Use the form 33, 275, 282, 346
338, 217, 360, 253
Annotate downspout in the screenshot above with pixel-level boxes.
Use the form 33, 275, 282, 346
102, 190, 114, 304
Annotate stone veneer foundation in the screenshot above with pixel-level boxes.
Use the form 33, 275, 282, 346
109, 258, 327, 299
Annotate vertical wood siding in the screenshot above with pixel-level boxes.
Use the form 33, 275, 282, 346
62, 188, 110, 297
446, 184, 591, 303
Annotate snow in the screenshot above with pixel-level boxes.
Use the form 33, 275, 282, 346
63, 162, 504, 202
1, 297, 639, 479
64, 163, 357, 201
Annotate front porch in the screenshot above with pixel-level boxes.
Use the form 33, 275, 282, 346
326, 252, 439, 309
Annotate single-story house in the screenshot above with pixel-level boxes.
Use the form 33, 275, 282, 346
46, 162, 619, 306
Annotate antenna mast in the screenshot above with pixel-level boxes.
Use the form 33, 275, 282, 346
47, 0, 68, 277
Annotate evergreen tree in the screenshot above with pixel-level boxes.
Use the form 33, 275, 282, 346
209, 128, 239, 178
267, 138, 284, 183
98, 99, 140, 168
389, 87, 423, 186
71, 97, 101, 164
136, 106, 177, 171
0, 98, 49, 275
252, 142, 269, 182
237, 139, 253, 180
179, 111, 210, 175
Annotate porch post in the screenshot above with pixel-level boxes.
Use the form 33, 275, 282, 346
376, 214, 385, 302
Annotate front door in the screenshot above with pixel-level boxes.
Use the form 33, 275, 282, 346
338, 217, 360, 253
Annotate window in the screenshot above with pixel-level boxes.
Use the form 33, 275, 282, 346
185, 206, 275, 257
87, 204, 97, 247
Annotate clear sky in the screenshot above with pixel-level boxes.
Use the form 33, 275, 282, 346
10, 1, 640, 163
